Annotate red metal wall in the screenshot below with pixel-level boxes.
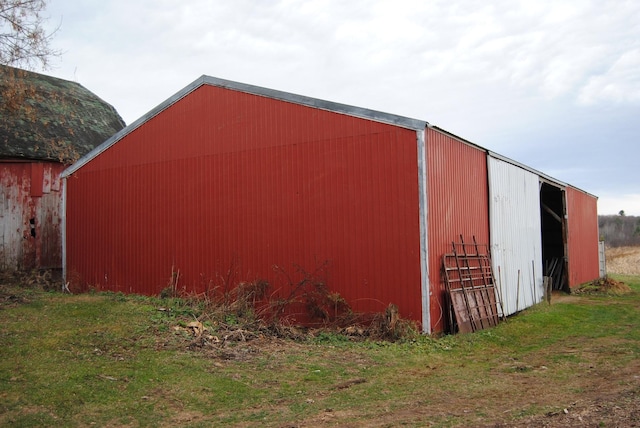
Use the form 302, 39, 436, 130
566, 186, 599, 287
426, 128, 490, 333
66, 85, 424, 323
0, 162, 64, 270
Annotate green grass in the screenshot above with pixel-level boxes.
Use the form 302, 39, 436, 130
1, 274, 639, 427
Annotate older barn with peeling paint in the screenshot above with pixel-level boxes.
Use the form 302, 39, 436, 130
0, 65, 125, 270
62, 76, 600, 333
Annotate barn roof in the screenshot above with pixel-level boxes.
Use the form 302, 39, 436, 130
59, 75, 596, 198
0, 64, 125, 163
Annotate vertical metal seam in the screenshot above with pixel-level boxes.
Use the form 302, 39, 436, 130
563, 189, 569, 285
417, 128, 430, 334
61, 177, 67, 284
486, 155, 501, 315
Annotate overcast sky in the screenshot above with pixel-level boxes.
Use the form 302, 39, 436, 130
42, 0, 640, 215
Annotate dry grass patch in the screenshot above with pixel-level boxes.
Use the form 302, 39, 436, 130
606, 245, 640, 275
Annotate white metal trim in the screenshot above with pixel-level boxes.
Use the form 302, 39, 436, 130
61, 177, 67, 283
487, 151, 570, 192
201, 76, 427, 130
417, 128, 430, 334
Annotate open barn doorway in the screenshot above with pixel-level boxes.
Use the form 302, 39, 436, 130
540, 182, 569, 292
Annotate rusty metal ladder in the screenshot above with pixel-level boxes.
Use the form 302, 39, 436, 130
442, 235, 502, 334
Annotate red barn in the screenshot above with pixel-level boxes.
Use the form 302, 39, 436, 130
62, 76, 600, 333
0, 65, 125, 271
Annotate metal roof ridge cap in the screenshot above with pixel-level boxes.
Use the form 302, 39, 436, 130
428, 125, 488, 152
567, 184, 598, 199
487, 150, 568, 187
62, 76, 208, 178
201, 75, 427, 131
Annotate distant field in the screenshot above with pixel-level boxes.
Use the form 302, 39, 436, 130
606, 246, 640, 275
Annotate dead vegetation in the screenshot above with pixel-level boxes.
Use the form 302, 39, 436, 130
606, 245, 640, 275
156, 262, 419, 354
0, 269, 67, 312
168, 296, 417, 362
0, 268, 62, 294
573, 276, 633, 295
0, 262, 418, 352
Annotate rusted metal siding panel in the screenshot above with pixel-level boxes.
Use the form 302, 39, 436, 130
488, 156, 543, 316
0, 162, 64, 270
37, 190, 63, 268
30, 163, 44, 197
0, 163, 30, 269
566, 186, 599, 287
65, 85, 423, 323
426, 128, 490, 333
35, 163, 65, 269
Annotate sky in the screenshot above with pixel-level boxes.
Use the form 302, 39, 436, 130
40, 0, 640, 215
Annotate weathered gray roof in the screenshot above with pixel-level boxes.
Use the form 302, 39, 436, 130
0, 64, 125, 162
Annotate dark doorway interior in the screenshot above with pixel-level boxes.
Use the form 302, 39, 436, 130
540, 182, 568, 291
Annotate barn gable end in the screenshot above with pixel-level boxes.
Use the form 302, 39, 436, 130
64, 79, 428, 328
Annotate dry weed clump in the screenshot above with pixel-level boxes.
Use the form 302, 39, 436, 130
162, 263, 419, 353
170, 283, 418, 354
0, 269, 62, 291
573, 276, 632, 295
338, 303, 419, 341
0, 269, 65, 309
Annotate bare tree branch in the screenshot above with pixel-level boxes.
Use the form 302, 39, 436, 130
0, 0, 60, 70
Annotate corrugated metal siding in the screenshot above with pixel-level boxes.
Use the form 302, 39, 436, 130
0, 162, 64, 270
66, 85, 424, 323
566, 186, 600, 287
426, 128, 490, 333
0, 163, 30, 269
488, 156, 543, 315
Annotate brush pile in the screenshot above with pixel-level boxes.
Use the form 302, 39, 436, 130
573, 276, 632, 295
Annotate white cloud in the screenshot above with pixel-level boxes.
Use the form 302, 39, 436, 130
598, 194, 640, 216
37, 0, 640, 206
43, 0, 640, 118
578, 49, 640, 105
